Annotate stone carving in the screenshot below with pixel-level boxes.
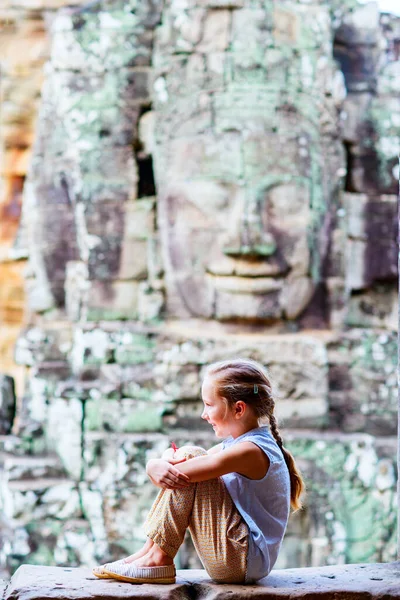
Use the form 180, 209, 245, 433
0, 0, 398, 580
154, 1, 346, 322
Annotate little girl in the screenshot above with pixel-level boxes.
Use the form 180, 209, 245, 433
93, 358, 305, 584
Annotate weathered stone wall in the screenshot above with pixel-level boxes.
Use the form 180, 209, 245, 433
0, 0, 88, 397
0, 0, 399, 580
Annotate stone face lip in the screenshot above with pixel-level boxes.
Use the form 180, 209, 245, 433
4, 563, 400, 600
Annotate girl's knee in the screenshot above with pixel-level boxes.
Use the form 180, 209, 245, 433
175, 445, 207, 460
207, 570, 246, 585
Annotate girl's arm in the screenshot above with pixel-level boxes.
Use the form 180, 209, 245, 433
176, 441, 269, 482
207, 443, 223, 455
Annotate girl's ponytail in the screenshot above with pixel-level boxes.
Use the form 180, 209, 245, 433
269, 413, 306, 513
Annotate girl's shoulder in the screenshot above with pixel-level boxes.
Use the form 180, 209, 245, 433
225, 426, 284, 468
223, 426, 272, 449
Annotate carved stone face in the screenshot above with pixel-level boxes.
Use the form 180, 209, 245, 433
157, 108, 343, 322
153, 3, 346, 323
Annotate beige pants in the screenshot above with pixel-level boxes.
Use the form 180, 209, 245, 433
144, 446, 249, 583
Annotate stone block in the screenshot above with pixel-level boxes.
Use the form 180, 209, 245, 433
157, 331, 328, 368
281, 276, 314, 320
273, 6, 300, 45
343, 192, 368, 240
31, 363, 72, 396
137, 283, 164, 322
344, 194, 398, 290
334, 2, 380, 46
113, 331, 155, 365
275, 398, 328, 428
78, 483, 108, 557
345, 285, 397, 330
79, 148, 138, 206
84, 398, 164, 433
2, 454, 66, 483
65, 261, 89, 323
0, 375, 16, 435
197, 9, 231, 53
165, 8, 205, 53
14, 327, 72, 367
1, 476, 80, 524
341, 93, 373, 144
147, 234, 164, 283
118, 239, 148, 281
121, 360, 201, 403
123, 200, 155, 241
86, 281, 139, 321
83, 431, 170, 490
345, 239, 367, 291
325, 277, 347, 330
215, 289, 282, 321
52, 518, 98, 567
204, 52, 226, 91
151, 363, 201, 402
269, 361, 328, 402
16, 362, 71, 444
71, 328, 114, 371
327, 331, 397, 435
46, 398, 84, 480
51, 24, 150, 73
377, 61, 400, 97
117, 364, 155, 400
95, 364, 126, 400
163, 399, 209, 430
231, 9, 272, 69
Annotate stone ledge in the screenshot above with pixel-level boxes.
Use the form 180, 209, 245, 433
3, 563, 400, 600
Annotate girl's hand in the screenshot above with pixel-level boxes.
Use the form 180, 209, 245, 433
146, 458, 190, 490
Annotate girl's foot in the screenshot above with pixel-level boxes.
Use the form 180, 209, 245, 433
132, 543, 174, 568
122, 537, 154, 564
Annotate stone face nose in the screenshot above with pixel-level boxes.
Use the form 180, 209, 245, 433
222, 187, 278, 259
222, 231, 277, 259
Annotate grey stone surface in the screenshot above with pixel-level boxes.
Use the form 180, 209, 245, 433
4, 563, 400, 600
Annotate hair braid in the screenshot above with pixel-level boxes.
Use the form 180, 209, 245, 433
269, 413, 284, 449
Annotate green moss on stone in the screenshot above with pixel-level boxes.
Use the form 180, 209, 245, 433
124, 407, 163, 432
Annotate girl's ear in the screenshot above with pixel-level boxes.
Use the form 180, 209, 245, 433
235, 401, 246, 418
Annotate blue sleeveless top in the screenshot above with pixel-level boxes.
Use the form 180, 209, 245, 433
221, 426, 290, 582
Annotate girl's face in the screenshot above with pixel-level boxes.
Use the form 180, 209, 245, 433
201, 376, 236, 438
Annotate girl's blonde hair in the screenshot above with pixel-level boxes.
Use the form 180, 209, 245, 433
204, 357, 306, 513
